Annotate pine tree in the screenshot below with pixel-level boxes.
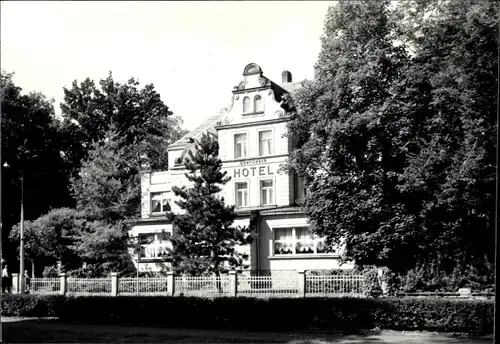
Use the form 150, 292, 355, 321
69, 128, 139, 276
167, 133, 251, 281
71, 128, 140, 223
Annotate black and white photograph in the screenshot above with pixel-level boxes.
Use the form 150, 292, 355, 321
0, 1, 498, 343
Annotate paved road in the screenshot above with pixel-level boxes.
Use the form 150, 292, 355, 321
1, 317, 493, 343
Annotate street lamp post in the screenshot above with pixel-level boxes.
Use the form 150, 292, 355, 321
3, 162, 25, 294
19, 172, 25, 294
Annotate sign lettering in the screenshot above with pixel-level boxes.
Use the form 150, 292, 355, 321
240, 158, 267, 166
233, 165, 274, 178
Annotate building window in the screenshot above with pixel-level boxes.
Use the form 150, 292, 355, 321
139, 232, 172, 259
260, 179, 274, 206
254, 95, 264, 112
151, 192, 171, 214
259, 130, 273, 156
235, 182, 249, 207
243, 96, 252, 113
273, 227, 333, 255
274, 228, 294, 255
295, 227, 315, 254
234, 133, 247, 158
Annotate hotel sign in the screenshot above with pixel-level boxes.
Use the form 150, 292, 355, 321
233, 165, 274, 178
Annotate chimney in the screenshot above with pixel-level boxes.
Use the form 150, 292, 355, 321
282, 70, 292, 83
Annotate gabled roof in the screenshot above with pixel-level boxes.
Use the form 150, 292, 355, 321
168, 109, 226, 151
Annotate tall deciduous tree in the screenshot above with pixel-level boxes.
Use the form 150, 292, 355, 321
1, 71, 73, 267
7, 71, 189, 276
287, 0, 497, 281
391, 0, 498, 279
288, 0, 411, 271
59, 71, 187, 175
167, 134, 251, 277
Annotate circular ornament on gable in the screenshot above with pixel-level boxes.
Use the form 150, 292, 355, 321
223, 117, 230, 125
275, 110, 285, 118
243, 63, 262, 76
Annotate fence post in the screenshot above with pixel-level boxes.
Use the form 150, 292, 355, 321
59, 273, 67, 295
12, 273, 19, 294
297, 270, 306, 298
229, 270, 237, 297
111, 272, 118, 296
167, 271, 175, 296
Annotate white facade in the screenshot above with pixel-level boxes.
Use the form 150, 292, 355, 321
131, 63, 354, 272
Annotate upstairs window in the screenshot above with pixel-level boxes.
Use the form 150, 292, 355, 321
259, 130, 273, 156
254, 95, 264, 112
260, 179, 274, 206
151, 192, 171, 214
235, 182, 249, 207
243, 96, 252, 114
234, 133, 248, 158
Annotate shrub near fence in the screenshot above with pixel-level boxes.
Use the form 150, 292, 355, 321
1, 294, 493, 335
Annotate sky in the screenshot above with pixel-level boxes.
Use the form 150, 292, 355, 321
1, 1, 333, 131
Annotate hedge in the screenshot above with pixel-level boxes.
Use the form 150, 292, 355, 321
1, 294, 60, 317
1, 294, 493, 335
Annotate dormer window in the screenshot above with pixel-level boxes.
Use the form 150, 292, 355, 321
254, 95, 264, 112
243, 96, 252, 114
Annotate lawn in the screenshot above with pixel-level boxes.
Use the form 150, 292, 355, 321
0, 317, 493, 343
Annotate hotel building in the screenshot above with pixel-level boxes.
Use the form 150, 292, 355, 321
131, 63, 354, 273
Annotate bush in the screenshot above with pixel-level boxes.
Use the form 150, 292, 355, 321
1, 294, 63, 317
395, 263, 495, 293
42, 266, 59, 278
362, 268, 383, 297
1, 294, 493, 334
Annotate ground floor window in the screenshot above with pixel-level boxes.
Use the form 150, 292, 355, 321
273, 227, 333, 255
139, 232, 172, 259
235, 182, 249, 207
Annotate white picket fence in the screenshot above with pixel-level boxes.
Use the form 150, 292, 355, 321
25, 271, 365, 298
238, 270, 299, 298
306, 273, 364, 296
175, 275, 231, 297
30, 278, 61, 294
119, 277, 169, 295
67, 278, 112, 294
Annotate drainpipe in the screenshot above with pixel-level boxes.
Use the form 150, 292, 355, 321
249, 211, 261, 271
